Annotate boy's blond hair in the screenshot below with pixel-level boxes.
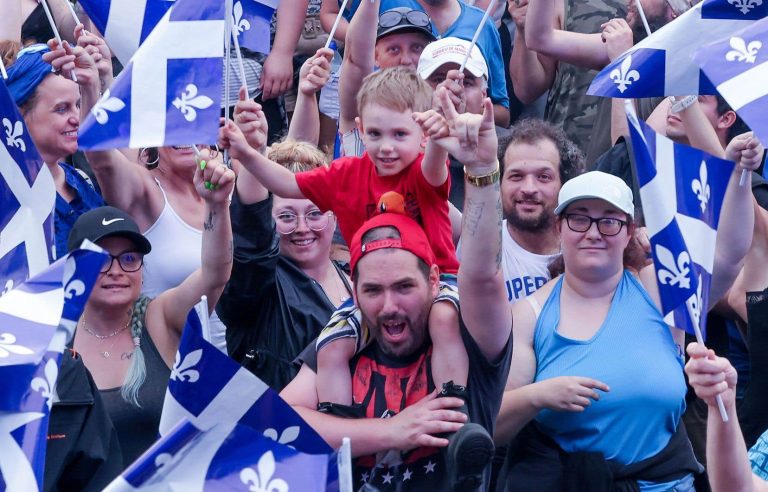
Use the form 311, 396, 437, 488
268, 139, 328, 173
356, 66, 432, 116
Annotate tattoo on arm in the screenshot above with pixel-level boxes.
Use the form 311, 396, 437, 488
495, 184, 503, 270
204, 210, 215, 231
463, 199, 484, 237
227, 240, 234, 264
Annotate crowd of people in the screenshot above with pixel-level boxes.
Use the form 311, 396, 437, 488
2, 0, 768, 490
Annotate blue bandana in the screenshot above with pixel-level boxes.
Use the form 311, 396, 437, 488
6, 44, 54, 106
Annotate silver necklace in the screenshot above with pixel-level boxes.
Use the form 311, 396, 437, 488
81, 314, 131, 358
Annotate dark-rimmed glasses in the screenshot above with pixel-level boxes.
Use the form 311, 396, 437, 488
274, 210, 333, 235
564, 214, 627, 236
665, 0, 691, 18
378, 10, 431, 30
101, 252, 144, 273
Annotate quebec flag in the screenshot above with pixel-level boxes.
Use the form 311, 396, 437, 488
104, 419, 342, 491
588, 0, 767, 98
233, 0, 279, 54
694, 17, 768, 149
0, 78, 54, 291
159, 306, 332, 455
627, 107, 735, 338
77, 0, 176, 66
78, 0, 225, 150
0, 248, 106, 491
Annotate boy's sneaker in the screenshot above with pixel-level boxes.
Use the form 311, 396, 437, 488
446, 422, 495, 491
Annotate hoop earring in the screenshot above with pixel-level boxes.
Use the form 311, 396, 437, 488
139, 147, 160, 168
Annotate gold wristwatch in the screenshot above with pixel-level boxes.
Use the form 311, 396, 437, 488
464, 162, 500, 187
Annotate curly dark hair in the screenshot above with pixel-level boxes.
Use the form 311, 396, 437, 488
498, 118, 585, 184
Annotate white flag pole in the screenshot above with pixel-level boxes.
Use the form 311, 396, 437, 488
196, 295, 212, 343
230, 20, 249, 96
739, 169, 750, 186
40, 0, 78, 83
65, 0, 82, 27
459, 0, 495, 73
324, 0, 349, 50
633, 0, 653, 38
0, 57, 7, 79
224, 0, 233, 166
338, 437, 353, 492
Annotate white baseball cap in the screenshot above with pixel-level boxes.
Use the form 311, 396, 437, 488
554, 171, 635, 219
417, 37, 489, 80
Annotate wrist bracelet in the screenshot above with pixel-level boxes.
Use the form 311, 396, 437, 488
464, 161, 500, 187
670, 95, 697, 113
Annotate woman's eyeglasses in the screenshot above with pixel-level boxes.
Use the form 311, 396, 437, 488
101, 252, 144, 273
564, 214, 627, 236
273, 210, 333, 235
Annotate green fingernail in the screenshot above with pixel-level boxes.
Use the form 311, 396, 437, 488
205, 181, 212, 190
199, 160, 207, 170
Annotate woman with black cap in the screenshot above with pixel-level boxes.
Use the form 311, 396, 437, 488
64, 157, 234, 468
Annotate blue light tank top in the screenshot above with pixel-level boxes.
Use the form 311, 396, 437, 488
533, 270, 686, 465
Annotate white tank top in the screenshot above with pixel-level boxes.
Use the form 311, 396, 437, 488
500, 220, 559, 305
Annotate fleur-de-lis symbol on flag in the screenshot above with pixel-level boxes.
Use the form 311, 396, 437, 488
727, 0, 763, 14
90, 89, 126, 125
0, 333, 34, 358
3, 118, 26, 152
62, 259, 86, 300
263, 426, 300, 449
656, 245, 692, 290
170, 349, 202, 382
686, 275, 704, 329
233, 1, 251, 35
240, 451, 289, 492
172, 84, 214, 122
726, 37, 762, 63
691, 161, 711, 213
31, 358, 59, 410
610, 55, 640, 93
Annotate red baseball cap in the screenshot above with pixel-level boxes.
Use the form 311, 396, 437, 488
349, 213, 437, 274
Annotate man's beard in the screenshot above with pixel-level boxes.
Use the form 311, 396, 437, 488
363, 305, 431, 358
630, 12, 669, 43
505, 205, 554, 232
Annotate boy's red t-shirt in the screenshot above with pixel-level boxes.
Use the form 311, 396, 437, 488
295, 152, 459, 274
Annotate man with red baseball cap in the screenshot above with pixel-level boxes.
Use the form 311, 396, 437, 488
282, 94, 511, 491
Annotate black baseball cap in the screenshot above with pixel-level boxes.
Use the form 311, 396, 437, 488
376, 8, 437, 42
67, 206, 152, 254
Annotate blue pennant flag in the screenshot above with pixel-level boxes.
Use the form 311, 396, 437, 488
694, 17, 768, 150
78, 0, 225, 150
0, 248, 106, 491
627, 108, 735, 339
78, 0, 176, 66
105, 419, 341, 491
233, 0, 278, 54
588, 0, 766, 98
159, 306, 332, 455
0, 78, 55, 291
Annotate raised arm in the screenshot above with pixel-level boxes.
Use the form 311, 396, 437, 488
261, 0, 309, 100
232, 87, 270, 205
320, 0, 349, 44
0, 0, 22, 43
525, 0, 610, 70
710, 134, 764, 303
508, 0, 558, 104
287, 47, 333, 145
149, 154, 235, 358
727, 203, 768, 323
338, 0, 379, 133
429, 88, 510, 359
412, 108, 450, 187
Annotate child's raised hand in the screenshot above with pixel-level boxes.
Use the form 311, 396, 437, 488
413, 109, 449, 140
233, 86, 268, 153
218, 119, 257, 163
298, 47, 334, 96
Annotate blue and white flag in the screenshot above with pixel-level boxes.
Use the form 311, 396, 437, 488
588, 0, 767, 98
78, 0, 176, 66
232, 0, 278, 54
105, 419, 341, 492
78, 0, 225, 150
159, 306, 332, 455
694, 18, 768, 148
0, 248, 106, 491
627, 108, 735, 338
0, 79, 54, 292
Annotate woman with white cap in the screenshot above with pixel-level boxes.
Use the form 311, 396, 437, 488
494, 135, 761, 491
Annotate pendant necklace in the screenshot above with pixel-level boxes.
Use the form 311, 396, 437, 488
81, 313, 131, 358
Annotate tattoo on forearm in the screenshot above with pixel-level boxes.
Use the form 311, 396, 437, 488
204, 210, 215, 231
463, 199, 484, 237
495, 185, 503, 270
227, 240, 234, 264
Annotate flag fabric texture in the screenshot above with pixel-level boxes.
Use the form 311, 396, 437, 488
159, 306, 332, 455
78, 0, 225, 150
0, 78, 54, 291
104, 419, 340, 492
588, 0, 767, 98
233, 0, 279, 54
627, 109, 735, 339
694, 17, 768, 147
77, 0, 176, 66
0, 248, 106, 491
